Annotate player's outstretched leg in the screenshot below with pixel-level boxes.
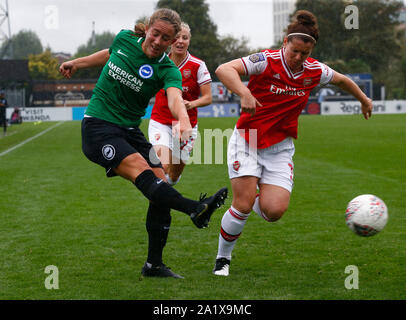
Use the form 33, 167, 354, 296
190, 187, 228, 229
134, 170, 228, 228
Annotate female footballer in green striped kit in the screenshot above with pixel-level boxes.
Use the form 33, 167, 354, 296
60, 8, 227, 279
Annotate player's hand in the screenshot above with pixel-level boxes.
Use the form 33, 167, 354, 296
240, 93, 262, 115
172, 119, 192, 144
59, 61, 77, 79
179, 118, 192, 142
361, 98, 373, 120
184, 100, 194, 110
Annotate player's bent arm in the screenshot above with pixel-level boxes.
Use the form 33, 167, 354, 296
167, 87, 190, 121
216, 59, 262, 115
184, 83, 212, 110
330, 71, 372, 119
166, 87, 192, 138
215, 59, 251, 98
59, 49, 110, 78
72, 49, 110, 69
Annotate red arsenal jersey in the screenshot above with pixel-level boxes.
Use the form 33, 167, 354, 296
151, 52, 212, 127
238, 49, 334, 149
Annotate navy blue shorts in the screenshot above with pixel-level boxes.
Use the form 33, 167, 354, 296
81, 117, 162, 177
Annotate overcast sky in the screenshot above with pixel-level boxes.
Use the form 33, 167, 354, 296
5, 0, 406, 55
5, 0, 274, 54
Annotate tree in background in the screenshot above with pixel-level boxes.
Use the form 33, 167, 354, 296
293, 0, 347, 66
218, 35, 252, 61
65, 0, 262, 80
399, 53, 406, 98
73, 31, 116, 79
28, 49, 62, 80
294, 0, 404, 98
390, 7, 406, 99
156, 0, 221, 76
74, 31, 116, 57
156, 0, 251, 80
0, 30, 43, 59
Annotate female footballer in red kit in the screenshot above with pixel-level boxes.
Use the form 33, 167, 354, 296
149, 22, 212, 186
212, 10, 373, 276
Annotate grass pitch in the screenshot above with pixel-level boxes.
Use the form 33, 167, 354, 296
0, 114, 405, 300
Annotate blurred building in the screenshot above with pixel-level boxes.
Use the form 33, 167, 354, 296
399, 6, 406, 23
53, 52, 72, 65
273, 0, 296, 45
0, 59, 30, 107
31, 79, 96, 107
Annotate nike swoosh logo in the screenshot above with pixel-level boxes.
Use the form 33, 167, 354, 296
156, 179, 163, 184
117, 49, 128, 57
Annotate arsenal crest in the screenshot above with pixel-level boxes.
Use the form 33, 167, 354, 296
183, 69, 191, 78
155, 133, 161, 141
303, 77, 312, 86
233, 160, 240, 172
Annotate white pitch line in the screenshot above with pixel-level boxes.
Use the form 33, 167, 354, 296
0, 121, 65, 158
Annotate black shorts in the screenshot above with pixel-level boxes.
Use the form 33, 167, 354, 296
81, 117, 162, 177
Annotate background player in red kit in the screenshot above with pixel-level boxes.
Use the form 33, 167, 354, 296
149, 22, 212, 186
212, 10, 373, 276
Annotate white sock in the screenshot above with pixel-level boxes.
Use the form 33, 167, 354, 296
216, 206, 250, 260
252, 194, 271, 222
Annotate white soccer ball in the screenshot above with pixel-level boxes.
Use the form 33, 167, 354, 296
345, 194, 388, 237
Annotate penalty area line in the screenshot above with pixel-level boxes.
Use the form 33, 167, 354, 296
0, 121, 65, 158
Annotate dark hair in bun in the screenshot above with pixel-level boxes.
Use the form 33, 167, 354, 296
286, 10, 319, 44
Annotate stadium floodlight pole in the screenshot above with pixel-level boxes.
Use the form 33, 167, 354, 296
0, 0, 13, 59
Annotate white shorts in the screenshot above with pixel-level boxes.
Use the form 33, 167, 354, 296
148, 119, 198, 162
227, 127, 295, 192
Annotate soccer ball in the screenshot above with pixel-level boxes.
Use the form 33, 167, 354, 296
345, 194, 388, 237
